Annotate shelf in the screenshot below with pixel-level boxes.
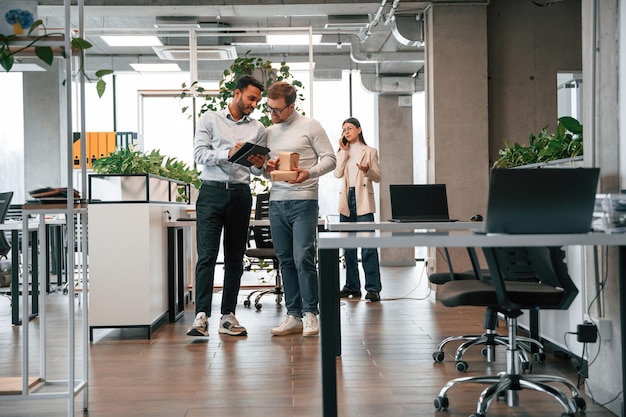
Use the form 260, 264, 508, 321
0, 377, 41, 395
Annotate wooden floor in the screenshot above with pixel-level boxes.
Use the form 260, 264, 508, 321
0, 264, 618, 417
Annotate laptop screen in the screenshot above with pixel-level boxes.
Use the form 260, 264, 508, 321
389, 184, 451, 221
485, 168, 600, 234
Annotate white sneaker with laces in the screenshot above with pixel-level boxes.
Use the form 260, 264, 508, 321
302, 312, 319, 337
218, 313, 247, 336
271, 314, 303, 336
187, 312, 208, 336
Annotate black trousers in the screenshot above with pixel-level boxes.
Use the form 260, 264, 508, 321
194, 183, 252, 317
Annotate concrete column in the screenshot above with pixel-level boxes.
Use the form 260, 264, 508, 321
378, 94, 415, 266
581, 1, 621, 414
23, 59, 66, 194
425, 5, 489, 273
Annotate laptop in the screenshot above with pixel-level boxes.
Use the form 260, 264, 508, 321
389, 184, 458, 222
483, 167, 600, 234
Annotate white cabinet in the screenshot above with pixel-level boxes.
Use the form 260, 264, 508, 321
89, 202, 186, 338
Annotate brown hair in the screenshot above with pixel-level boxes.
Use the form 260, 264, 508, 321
267, 81, 296, 106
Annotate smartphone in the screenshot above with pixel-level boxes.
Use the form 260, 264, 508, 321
342, 137, 348, 146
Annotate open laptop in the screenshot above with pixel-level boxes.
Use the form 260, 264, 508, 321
389, 184, 458, 222
483, 167, 600, 234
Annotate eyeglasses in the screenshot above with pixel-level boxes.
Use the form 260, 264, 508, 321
267, 104, 290, 115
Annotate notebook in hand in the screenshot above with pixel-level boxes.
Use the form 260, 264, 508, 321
483, 167, 600, 234
389, 184, 458, 222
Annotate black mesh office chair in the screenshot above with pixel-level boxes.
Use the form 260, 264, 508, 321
431, 247, 545, 373
0, 192, 14, 259
243, 193, 283, 310
433, 246, 586, 417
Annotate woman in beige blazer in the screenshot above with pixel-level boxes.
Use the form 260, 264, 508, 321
333, 117, 382, 301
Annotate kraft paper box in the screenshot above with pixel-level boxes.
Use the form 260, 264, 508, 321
270, 152, 300, 182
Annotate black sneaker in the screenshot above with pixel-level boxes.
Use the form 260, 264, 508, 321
365, 291, 380, 302
339, 288, 361, 298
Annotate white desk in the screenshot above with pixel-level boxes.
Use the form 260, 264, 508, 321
325, 220, 483, 231
316, 229, 626, 417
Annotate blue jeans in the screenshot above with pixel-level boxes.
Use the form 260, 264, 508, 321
194, 184, 252, 317
339, 187, 382, 293
269, 200, 319, 317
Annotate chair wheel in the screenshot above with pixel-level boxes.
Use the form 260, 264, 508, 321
455, 360, 469, 373
573, 396, 586, 411
276, 294, 283, 304
432, 351, 445, 363
469, 414, 485, 417
533, 352, 546, 363
481, 347, 488, 357
243, 300, 251, 308
433, 396, 448, 411
255, 303, 263, 310
521, 361, 533, 373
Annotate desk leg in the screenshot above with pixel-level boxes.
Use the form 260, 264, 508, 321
11, 230, 20, 325
617, 246, 626, 416
30, 230, 39, 318
318, 247, 340, 417
168, 227, 185, 322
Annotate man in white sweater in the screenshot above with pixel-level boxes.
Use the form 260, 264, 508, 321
264, 81, 336, 337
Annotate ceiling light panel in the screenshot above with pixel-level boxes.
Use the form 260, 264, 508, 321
101, 36, 163, 47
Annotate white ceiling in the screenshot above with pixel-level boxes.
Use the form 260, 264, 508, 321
31, 0, 441, 89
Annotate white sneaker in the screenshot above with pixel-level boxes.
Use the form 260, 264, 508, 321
302, 312, 319, 337
218, 313, 247, 336
271, 314, 303, 336
187, 312, 208, 336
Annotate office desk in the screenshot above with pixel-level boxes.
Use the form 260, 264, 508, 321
325, 220, 483, 232
316, 229, 626, 417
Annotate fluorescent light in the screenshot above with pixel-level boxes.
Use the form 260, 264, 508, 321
273, 62, 315, 71
130, 63, 181, 72
101, 36, 163, 47
266, 34, 322, 46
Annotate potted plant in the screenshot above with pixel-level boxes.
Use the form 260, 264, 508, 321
492, 116, 583, 168
91, 147, 200, 202
179, 50, 305, 127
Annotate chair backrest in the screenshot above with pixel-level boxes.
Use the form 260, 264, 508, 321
0, 192, 13, 224
0, 192, 14, 258
482, 246, 578, 311
254, 193, 270, 220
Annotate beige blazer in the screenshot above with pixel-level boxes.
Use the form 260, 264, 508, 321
334, 144, 381, 217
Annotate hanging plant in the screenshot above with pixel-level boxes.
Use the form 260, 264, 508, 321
179, 50, 305, 127
0, 19, 113, 97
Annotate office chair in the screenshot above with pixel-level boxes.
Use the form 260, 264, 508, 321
243, 193, 283, 310
433, 246, 586, 417
0, 192, 15, 259
431, 247, 545, 373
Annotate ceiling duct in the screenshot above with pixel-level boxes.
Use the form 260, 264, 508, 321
325, 14, 370, 29
391, 15, 424, 47
156, 19, 233, 46
153, 45, 238, 61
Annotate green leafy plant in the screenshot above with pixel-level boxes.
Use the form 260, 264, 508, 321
92, 147, 201, 202
493, 116, 583, 168
179, 50, 304, 127
0, 19, 113, 97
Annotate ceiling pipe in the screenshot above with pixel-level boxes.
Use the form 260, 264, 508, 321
348, 34, 424, 64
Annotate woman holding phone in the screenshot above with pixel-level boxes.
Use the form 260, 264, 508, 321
333, 117, 382, 301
